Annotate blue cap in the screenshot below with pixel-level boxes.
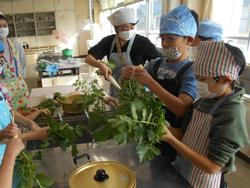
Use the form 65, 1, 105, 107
0, 41, 4, 52
160, 5, 197, 38
198, 20, 223, 41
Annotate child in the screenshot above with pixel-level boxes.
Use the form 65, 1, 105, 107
0, 137, 24, 188
190, 20, 223, 59
0, 40, 50, 120
161, 41, 249, 188
122, 5, 198, 162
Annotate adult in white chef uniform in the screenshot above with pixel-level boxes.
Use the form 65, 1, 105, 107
85, 7, 161, 97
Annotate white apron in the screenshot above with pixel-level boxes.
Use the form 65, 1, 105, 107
175, 97, 229, 188
108, 35, 135, 96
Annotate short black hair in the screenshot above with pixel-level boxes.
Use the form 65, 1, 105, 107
224, 43, 246, 76
190, 9, 199, 33
0, 15, 8, 22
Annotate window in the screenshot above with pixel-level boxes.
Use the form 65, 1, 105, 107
212, 0, 250, 62
127, 1, 147, 35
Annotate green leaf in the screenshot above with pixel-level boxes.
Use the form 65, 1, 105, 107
136, 144, 161, 163
147, 129, 156, 142
93, 125, 113, 142
74, 124, 84, 138
131, 103, 138, 120
36, 173, 54, 187
114, 132, 128, 144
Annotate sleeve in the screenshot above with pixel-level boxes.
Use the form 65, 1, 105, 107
179, 64, 197, 100
141, 37, 162, 61
88, 35, 114, 60
208, 102, 250, 169
14, 40, 26, 78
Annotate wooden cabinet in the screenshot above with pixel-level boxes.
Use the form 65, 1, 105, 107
34, 0, 55, 12
0, 1, 13, 14
12, 0, 33, 14
55, 0, 75, 11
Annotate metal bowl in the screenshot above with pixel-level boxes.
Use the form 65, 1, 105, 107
57, 94, 84, 114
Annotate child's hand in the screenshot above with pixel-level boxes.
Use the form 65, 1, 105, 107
0, 123, 20, 138
38, 108, 51, 116
5, 137, 25, 158
34, 127, 50, 140
103, 96, 120, 108
121, 66, 134, 79
160, 125, 173, 142
133, 68, 153, 85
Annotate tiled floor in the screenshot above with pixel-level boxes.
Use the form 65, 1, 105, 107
226, 157, 250, 188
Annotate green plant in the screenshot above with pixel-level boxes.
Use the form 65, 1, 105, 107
15, 151, 53, 188
35, 98, 59, 114
94, 80, 167, 162
95, 59, 116, 75
41, 116, 83, 157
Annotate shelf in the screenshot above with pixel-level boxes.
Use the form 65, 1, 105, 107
5, 12, 56, 37
16, 29, 35, 31
36, 20, 55, 23
15, 22, 35, 24
36, 28, 56, 30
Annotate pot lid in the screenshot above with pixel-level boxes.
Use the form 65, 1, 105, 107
69, 161, 136, 188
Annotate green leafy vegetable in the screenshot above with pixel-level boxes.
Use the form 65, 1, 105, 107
15, 151, 54, 188
95, 59, 117, 75
35, 98, 59, 113
93, 80, 167, 162
41, 117, 83, 157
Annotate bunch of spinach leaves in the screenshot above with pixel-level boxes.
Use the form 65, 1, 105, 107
94, 80, 167, 163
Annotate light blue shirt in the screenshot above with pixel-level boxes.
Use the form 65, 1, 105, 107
146, 57, 198, 100
0, 91, 12, 164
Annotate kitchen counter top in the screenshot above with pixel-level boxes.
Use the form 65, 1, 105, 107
36, 141, 191, 188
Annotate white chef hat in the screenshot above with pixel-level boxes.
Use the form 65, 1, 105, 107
108, 7, 138, 27
0, 11, 7, 20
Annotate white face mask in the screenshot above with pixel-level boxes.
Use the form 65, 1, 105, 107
0, 27, 9, 39
197, 81, 227, 99
162, 47, 182, 60
118, 29, 135, 41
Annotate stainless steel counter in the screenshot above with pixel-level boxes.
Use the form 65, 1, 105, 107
36, 141, 191, 188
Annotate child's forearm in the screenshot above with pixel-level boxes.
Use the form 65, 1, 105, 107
14, 111, 40, 130
167, 136, 221, 174
147, 79, 192, 116
0, 153, 16, 188
18, 130, 47, 141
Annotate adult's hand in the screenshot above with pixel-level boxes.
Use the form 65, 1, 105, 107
99, 62, 112, 80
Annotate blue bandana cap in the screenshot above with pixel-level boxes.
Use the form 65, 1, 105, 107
160, 5, 197, 38
0, 41, 4, 53
198, 20, 223, 41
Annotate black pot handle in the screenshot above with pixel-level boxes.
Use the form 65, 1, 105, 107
73, 153, 91, 167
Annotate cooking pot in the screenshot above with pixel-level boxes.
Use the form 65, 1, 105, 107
55, 93, 84, 114
69, 161, 136, 188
